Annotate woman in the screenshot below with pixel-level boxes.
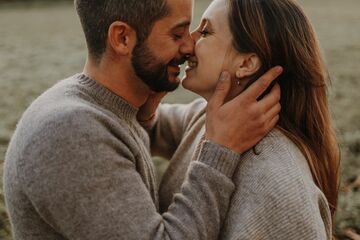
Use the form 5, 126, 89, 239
140, 0, 340, 238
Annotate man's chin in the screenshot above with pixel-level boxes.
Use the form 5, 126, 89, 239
169, 74, 181, 84
149, 76, 180, 93
165, 75, 181, 91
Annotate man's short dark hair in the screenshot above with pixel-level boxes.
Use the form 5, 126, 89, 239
75, 0, 169, 60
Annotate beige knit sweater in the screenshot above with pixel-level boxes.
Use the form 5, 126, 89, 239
4, 74, 241, 240
146, 98, 332, 240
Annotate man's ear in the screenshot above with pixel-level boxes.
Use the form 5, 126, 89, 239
235, 53, 261, 79
107, 21, 137, 56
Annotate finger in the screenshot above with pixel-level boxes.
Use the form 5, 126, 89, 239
148, 92, 167, 103
153, 92, 168, 102
264, 102, 281, 122
266, 114, 280, 132
147, 92, 167, 109
259, 83, 281, 112
243, 66, 283, 100
138, 92, 167, 121
208, 72, 231, 111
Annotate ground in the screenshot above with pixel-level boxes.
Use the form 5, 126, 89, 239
0, 0, 359, 239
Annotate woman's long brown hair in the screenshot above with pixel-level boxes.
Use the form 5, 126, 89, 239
228, 0, 340, 229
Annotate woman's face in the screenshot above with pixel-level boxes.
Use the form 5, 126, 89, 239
182, 0, 237, 100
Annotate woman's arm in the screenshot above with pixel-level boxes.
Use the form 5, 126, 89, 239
140, 98, 206, 159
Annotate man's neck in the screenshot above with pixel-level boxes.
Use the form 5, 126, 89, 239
82, 56, 150, 108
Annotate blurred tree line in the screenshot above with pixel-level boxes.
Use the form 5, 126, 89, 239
0, 0, 73, 5
0, 0, 74, 8
0, 0, 72, 2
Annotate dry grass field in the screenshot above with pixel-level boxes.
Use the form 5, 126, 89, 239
0, 0, 359, 239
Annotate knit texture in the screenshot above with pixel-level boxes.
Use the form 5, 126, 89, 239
3, 74, 241, 240
146, 98, 332, 240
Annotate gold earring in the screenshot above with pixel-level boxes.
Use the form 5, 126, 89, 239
235, 72, 242, 85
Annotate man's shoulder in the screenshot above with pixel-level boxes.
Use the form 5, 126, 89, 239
21, 92, 97, 131
11, 78, 117, 158
7, 87, 134, 174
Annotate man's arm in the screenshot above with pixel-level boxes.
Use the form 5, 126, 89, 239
140, 99, 206, 159
20, 67, 282, 240
20, 114, 239, 240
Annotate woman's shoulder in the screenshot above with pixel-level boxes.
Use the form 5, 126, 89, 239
235, 128, 320, 197
225, 128, 332, 240
242, 129, 312, 172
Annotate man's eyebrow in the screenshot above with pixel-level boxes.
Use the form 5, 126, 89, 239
171, 20, 191, 30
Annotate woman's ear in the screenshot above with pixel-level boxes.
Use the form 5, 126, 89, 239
107, 21, 137, 56
235, 53, 261, 79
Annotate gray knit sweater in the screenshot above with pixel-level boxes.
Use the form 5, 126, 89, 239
145, 99, 332, 240
3, 74, 241, 240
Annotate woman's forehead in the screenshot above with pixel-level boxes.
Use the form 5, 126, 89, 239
201, 0, 229, 27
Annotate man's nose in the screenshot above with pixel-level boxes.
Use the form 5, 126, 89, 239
179, 33, 195, 56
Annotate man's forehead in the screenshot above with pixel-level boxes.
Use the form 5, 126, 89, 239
165, 0, 193, 24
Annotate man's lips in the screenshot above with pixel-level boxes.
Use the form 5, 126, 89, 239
168, 65, 180, 69
169, 56, 187, 67
167, 65, 181, 76
167, 56, 191, 76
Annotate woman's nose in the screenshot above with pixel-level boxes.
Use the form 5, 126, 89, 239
190, 30, 199, 41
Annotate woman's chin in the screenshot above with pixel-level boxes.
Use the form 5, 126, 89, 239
182, 69, 195, 89
181, 76, 192, 91
182, 71, 199, 91
182, 73, 205, 98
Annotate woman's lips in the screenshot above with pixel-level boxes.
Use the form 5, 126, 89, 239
185, 59, 198, 72
185, 66, 193, 72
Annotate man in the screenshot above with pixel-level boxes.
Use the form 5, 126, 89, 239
3, 0, 282, 239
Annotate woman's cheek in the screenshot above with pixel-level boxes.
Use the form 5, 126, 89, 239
194, 39, 225, 92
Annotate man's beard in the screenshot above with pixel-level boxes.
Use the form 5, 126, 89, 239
131, 41, 182, 92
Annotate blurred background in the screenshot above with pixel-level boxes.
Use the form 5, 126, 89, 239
0, 0, 359, 239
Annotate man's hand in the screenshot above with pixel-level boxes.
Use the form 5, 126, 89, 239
205, 66, 283, 154
137, 92, 167, 122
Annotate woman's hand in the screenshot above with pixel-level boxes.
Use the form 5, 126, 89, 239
205, 66, 283, 154
137, 92, 168, 123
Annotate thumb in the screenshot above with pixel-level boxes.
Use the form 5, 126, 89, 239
138, 92, 167, 121
208, 72, 231, 111
151, 92, 168, 103
146, 92, 167, 107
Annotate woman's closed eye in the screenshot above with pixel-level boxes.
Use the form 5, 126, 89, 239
198, 28, 212, 37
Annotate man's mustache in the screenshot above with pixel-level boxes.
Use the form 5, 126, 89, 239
169, 55, 189, 66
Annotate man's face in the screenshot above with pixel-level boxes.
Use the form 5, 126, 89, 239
131, 0, 194, 92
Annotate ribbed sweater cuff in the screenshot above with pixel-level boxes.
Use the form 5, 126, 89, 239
197, 140, 240, 178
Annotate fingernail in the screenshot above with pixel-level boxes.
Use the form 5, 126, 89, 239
220, 72, 229, 82
275, 66, 283, 74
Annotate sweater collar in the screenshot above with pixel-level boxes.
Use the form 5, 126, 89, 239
76, 73, 139, 120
